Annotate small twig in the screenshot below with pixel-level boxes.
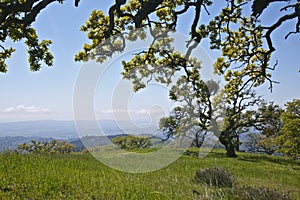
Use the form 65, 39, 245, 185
202, 4, 210, 15
0, 44, 6, 51
280, 4, 296, 11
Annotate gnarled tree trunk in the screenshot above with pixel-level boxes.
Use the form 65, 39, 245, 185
219, 131, 237, 157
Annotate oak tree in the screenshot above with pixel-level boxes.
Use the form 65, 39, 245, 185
74, 0, 299, 157
276, 99, 300, 158
246, 101, 283, 155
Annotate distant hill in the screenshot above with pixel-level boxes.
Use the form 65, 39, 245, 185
0, 120, 159, 139
0, 134, 164, 152
0, 135, 127, 151
0, 119, 161, 151
0, 120, 78, 139
69, 134, 128, 152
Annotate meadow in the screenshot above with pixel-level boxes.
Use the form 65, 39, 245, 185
0, 149, 299, 200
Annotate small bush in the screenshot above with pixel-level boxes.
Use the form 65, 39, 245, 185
194, 167, 234, 188
228, 186, 292, 200
183, 149, 199, 157
17, 140, 75, 154
111, 135, 152, 150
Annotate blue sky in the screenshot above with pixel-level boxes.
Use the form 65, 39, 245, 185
0, 0, 299, 122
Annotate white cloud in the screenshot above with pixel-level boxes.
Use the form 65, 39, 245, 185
98, 107, 165, 115
2, 107, 15, 113
2, 105, 50, 114
135, 108, 164, 114
99, 109, 131, 114
135, 109, 149, 114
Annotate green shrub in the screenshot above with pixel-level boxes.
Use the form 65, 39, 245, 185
228, 186, 291, 200
194, 167, 234, 188
111, 135, 152, 150
17, 140, 75, 154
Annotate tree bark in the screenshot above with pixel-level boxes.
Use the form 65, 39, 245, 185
225, 142, 237, 157
219, 131, 237, 157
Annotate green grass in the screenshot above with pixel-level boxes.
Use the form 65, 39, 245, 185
0, 149, 299, 199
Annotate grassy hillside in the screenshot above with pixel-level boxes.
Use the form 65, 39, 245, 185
0, 149, 299, 199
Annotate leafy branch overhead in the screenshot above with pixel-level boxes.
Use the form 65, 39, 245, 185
0, 0, 80, 72
76, 0, 300, 90
1, 0, 299, 73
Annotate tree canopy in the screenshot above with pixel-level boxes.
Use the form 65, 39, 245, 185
1, 0, 299, 74
244, 100, 300, 159
246, 101, 284, 154
276, 99, 300, 158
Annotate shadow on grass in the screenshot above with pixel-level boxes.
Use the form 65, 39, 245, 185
185, 148, 227, 158
237, 153, 300, 167
185, 148, 300, 169
206, 150, 229, 158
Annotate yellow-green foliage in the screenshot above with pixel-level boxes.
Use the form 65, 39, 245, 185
0, 0, 55, 72
111, 135, 152, 150
17, 140, 75, 154
276, 99, 300, 159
